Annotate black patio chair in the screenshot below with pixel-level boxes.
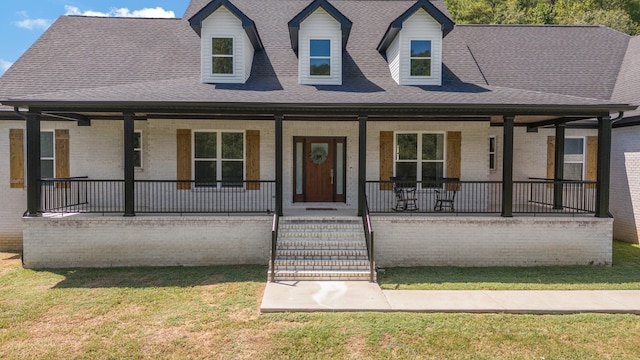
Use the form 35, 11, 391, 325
434, 178, 459, 212
390, 176, 418, 211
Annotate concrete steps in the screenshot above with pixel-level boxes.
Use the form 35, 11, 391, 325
271, 217, 374, 281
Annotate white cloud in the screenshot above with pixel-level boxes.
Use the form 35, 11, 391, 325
0, 59, 14, 74
114, 7, 176, 18
64, 6, 110, 17
14, 11, 52, 30
64, 6, 175, 18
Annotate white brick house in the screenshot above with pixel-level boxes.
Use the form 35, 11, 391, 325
0, 0, 638, 273
609, 35, 640, 244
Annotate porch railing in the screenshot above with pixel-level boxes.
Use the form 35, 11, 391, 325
366, 179, 596, 215
270, 213, 279, 282
361, 197, 375, 282
40, 179, 276, 214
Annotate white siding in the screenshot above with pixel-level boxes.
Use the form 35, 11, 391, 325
385, 35, 401, 85
243, 32, 255, 83
298, 8, 342, 85
388, 9, 443, 86
611, 126, 640, 244
200, 6, 252, 84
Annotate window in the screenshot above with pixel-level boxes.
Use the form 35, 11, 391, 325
134, 131, 142, 168
489, 136, 496, 170
212, 37, 233, 74
395, 132, 444, 187
563, 137, 585, 181
41, 131, 54, 179
310, 39, 331, 76
194, 131, 244, 187
410, 40, 432, 77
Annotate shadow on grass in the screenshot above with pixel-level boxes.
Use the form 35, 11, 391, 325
3, 253, 22, 260
50, 265, 267, 289
378, 241, 640, 290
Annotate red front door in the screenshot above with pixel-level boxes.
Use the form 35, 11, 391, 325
294, 137, 346, 203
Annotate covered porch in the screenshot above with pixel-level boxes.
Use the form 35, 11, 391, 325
22, 112, 614, 219
6, 101, 628, 269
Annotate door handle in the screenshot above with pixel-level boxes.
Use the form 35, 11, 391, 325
330, 169, 334, 185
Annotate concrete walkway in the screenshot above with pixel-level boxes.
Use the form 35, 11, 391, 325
260, 281, 640, 314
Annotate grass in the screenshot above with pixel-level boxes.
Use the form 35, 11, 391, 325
379, 241, 640, 290
0, 242, 639, 359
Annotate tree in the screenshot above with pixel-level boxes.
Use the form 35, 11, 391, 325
444, 0, 640, 34
553, 0, 639, 33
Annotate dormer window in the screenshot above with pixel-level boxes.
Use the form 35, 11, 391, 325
212, 37, 234, 74
310, 39, 331, 76
189, 0, 263, 84
288, 0, 352, 86
377, 0, 455, 86
410, 40, 431, 77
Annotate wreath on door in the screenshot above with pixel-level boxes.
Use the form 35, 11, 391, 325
310, 146, 328, 165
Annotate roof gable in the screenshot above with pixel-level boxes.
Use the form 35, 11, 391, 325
288, 0, 352, 54
378, 0, 455, 53
189, 0, 263, 50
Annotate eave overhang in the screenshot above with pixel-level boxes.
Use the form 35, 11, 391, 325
2, 100, 635, 120
188, 0, 263, 50
287, 0, 353, 55
612, 113, 640, 128
377, 0, 456, 53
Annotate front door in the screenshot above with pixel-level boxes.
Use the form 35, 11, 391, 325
294, 137, 346, 203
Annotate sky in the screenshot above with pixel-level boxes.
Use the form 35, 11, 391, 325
0, 1, 190, 75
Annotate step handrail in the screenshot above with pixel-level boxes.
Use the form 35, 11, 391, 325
270, 213, 279, 282
362, 198, 375, 282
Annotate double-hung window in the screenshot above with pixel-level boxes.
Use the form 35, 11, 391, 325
563, 137, 585, 181
41, 131, 54, 179
489, 136, 496, 170
410, 40, 432, 77
212, 37, 234, 74
194, 131, 244, 187
395, 132, 444, 187
133, 131, 142, 169
309, 39, 331, 76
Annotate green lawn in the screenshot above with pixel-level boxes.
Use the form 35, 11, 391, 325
379, 241, 640, 290
1, 242, 639, 359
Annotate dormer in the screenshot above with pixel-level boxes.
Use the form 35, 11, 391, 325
288, 0, 352, 86
189, 0, 263, 84
377, 0, 455, 86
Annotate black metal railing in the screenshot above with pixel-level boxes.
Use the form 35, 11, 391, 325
41, 177, 118, 213
134, 180, 276, 214
40, 179, 276, 214
366, 179, 596, 215
361, 197, 375, 282
518, 178, 597, 213
270, 213, 279, 283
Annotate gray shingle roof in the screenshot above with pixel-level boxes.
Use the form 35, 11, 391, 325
452, 25, 630, 100
0, 0, 636, 115
0, 16, 198, 99
612, 35, 640, 119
